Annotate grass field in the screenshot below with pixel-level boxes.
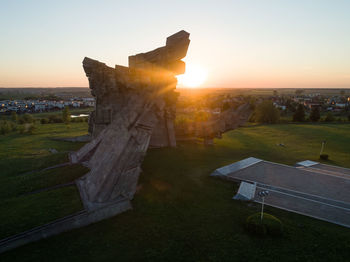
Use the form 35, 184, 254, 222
0, 122, 349, 261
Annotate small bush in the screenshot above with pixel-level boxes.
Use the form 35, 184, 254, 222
320, 154, 329, 160
324, 112, 335, 122
309, 107, 320, 122
40, 118, 49, 124
18, 125, 25, 134
71, 117, 86, 123
11, 111, 18, 122
245, 213, 283, 237
62, 106, 71, 124
10, 122, 17, 131
18, 113, 34, 124
48, 115, 63, 123
293, 104, 305, 122
27, 124, 37, 134
0, 121, 12, 135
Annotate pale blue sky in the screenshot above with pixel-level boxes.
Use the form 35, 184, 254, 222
0, 0, 349, 88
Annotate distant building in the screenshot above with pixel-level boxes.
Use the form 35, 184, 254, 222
34, 103, 46, 112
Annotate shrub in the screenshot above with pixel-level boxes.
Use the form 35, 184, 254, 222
27, 124, 36, 134
324, 112, 335, 122
48, 115, 63, 123
254, 100, 280, 124
62, 106, 71, 124
18, 113, 34, 124
320, 154, 329, 160
0, 121, 12, 135
11, 111, 18, 122
23, 113, 33, 123
71, 117, 86, 123
293, 104, 305, 122
10, 121, 17, 131
309, 107, 320, 122
245, 213, 283, 237
18, 125, 25, 134
40, 118, 49, 124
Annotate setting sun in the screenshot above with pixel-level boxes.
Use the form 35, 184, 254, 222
177, 63, 207, 88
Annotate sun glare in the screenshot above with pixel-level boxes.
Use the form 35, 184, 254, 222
177, 63, 207, 88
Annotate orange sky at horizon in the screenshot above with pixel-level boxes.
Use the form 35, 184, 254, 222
1, 1, 349, 89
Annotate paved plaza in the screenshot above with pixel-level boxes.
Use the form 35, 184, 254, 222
211, 157, 350, 228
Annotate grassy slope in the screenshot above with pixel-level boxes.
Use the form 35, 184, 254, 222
0, 122, 88, 239
0, 123, 350, 261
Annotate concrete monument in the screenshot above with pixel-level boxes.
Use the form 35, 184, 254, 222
175, 103, 252, 145
70, 30, 190, 211
0, 31, 191, 253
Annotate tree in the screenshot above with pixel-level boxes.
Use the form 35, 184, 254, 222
309, 107, 320, 122
293, 104, 305, 122
62, 106, 71, 124
325, 112, 335, 122
18, 113, 33, 124
285, 99, 296, 113
273, 90, 278, 96
222, 102, 231, 111
254, 100, 280, 124
0, 121, 11, 135
295, 89, 304, 95
11, 111, 18, 122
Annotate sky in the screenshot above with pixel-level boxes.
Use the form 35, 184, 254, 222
0, 0, 349, 88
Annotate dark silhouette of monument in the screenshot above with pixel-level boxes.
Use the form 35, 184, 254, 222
70, 30, 190, 211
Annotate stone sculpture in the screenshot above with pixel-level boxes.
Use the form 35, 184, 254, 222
175, 103, 252, 145
70, 30, 190, 211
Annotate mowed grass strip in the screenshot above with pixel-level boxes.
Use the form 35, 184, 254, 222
0, 164, 89, 199
0, 122, 88, 239
0, 123, 349, 261
0, 122, 88, 177
0, 186, 82, 239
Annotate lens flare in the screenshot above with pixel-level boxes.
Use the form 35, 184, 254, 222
177, 63, 207, 88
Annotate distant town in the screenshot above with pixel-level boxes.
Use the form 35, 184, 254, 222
175, 88, 350, 121
0, 87, 349, 118
0, 87, 94, 114
0, 97, 95, 114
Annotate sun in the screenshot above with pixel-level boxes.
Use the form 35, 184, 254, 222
177, 63, 207, 88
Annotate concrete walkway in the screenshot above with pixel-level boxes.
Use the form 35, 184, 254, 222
211, 158, 350, 228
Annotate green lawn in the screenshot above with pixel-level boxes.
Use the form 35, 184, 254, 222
0, 122, 88, 239
0, 123, 349, 261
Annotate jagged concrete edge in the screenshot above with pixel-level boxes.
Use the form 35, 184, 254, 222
232, 194, 251, 201
210, 157, 263, 177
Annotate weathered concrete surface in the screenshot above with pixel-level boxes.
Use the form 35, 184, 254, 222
71, 31, 190, 210
89, 30, 190, 148
233, 181, 257, 200
176, 103, 252, 145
